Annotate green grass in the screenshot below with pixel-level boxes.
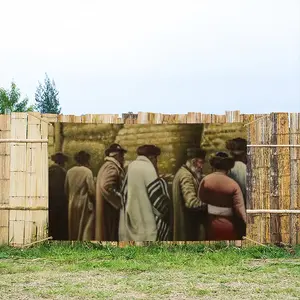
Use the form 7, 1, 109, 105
0, 242, 300, 299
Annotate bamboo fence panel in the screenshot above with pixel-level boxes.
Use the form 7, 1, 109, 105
9, 113, 28, 246
25, 113, 48, 244
262, 114, 272, 244
276, 113, 291, 244
1, 110, 300, 247
255, 114, 264, 244
0, 112, 50, 247
24, 113, 38, 244
36, 112, 49, 243
0, 115, 10, 244
65, 111, 299, 248
290, 113, 300, 244
44, 111, 300, 247
58, 114, 73, 123
246, 114, 254, 244
246, 114, 271, 245
269, 113, 281, 244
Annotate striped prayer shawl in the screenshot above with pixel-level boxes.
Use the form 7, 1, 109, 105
120, 173, 171, 241
146, 177, 171, 241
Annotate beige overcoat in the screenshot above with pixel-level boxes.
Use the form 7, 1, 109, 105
64, 166, 96, 241
172, 165, 206, 241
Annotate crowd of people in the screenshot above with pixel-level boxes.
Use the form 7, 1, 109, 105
48, 137, 247, 242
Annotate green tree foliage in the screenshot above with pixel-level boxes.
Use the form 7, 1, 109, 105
35, 73, 61, 114
0, 81, 34, 114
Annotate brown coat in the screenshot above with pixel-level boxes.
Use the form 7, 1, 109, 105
95, 157, 125, 241
198, 172, 246, 240
64, 166, 96, 241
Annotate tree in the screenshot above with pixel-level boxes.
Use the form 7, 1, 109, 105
0, 81, 35, 114
35, 73, 61, 114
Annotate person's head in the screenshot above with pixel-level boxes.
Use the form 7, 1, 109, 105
105, 143, 127, 166
209, 151, 235, 174
226, 138, 247, 163
51, 152, 68, 167
137, 145, 161, 171
74, 151, 91, 167
186, 148, 206, 174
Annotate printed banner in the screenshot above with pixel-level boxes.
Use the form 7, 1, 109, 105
48, 123, 247, 242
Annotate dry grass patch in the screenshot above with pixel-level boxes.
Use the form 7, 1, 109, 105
0, 243, 299, 299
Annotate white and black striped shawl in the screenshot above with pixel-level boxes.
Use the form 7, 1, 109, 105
120, 173, 171, 241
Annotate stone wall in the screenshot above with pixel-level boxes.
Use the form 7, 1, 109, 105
61, 123, 123, 176
52, 122, 246, 179
200, 122, 247, 174
115, 124, 204, 176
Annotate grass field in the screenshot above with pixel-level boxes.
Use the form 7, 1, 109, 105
0, 242, 300, 299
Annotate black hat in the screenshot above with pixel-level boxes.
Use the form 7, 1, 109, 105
74, 151, 91, 164
226, 138, 247, 155
51, 152, 68, 163
209, 151, 235, 171
137, 145, 161, 157
105, 143, 127, 156
186, 148, 206, 159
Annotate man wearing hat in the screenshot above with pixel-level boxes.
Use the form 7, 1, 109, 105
95, 143, 127, 241
119, 144, 171, 242
65, 150, 96, 241
48, 152, 69, 240
172, 147, 207, 241
226, 138, 247, 207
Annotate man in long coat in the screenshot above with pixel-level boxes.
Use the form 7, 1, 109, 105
119, 145, 171, 242
172, 148, 207, 241
65, 151, 96, 241
226, 138, 247, 207
95, 144, 127, 241
48, 152, 68, 240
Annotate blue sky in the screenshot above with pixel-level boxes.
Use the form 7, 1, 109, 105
0, 0, 299, 115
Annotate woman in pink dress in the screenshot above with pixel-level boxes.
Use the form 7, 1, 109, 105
198, 152, 247, 241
